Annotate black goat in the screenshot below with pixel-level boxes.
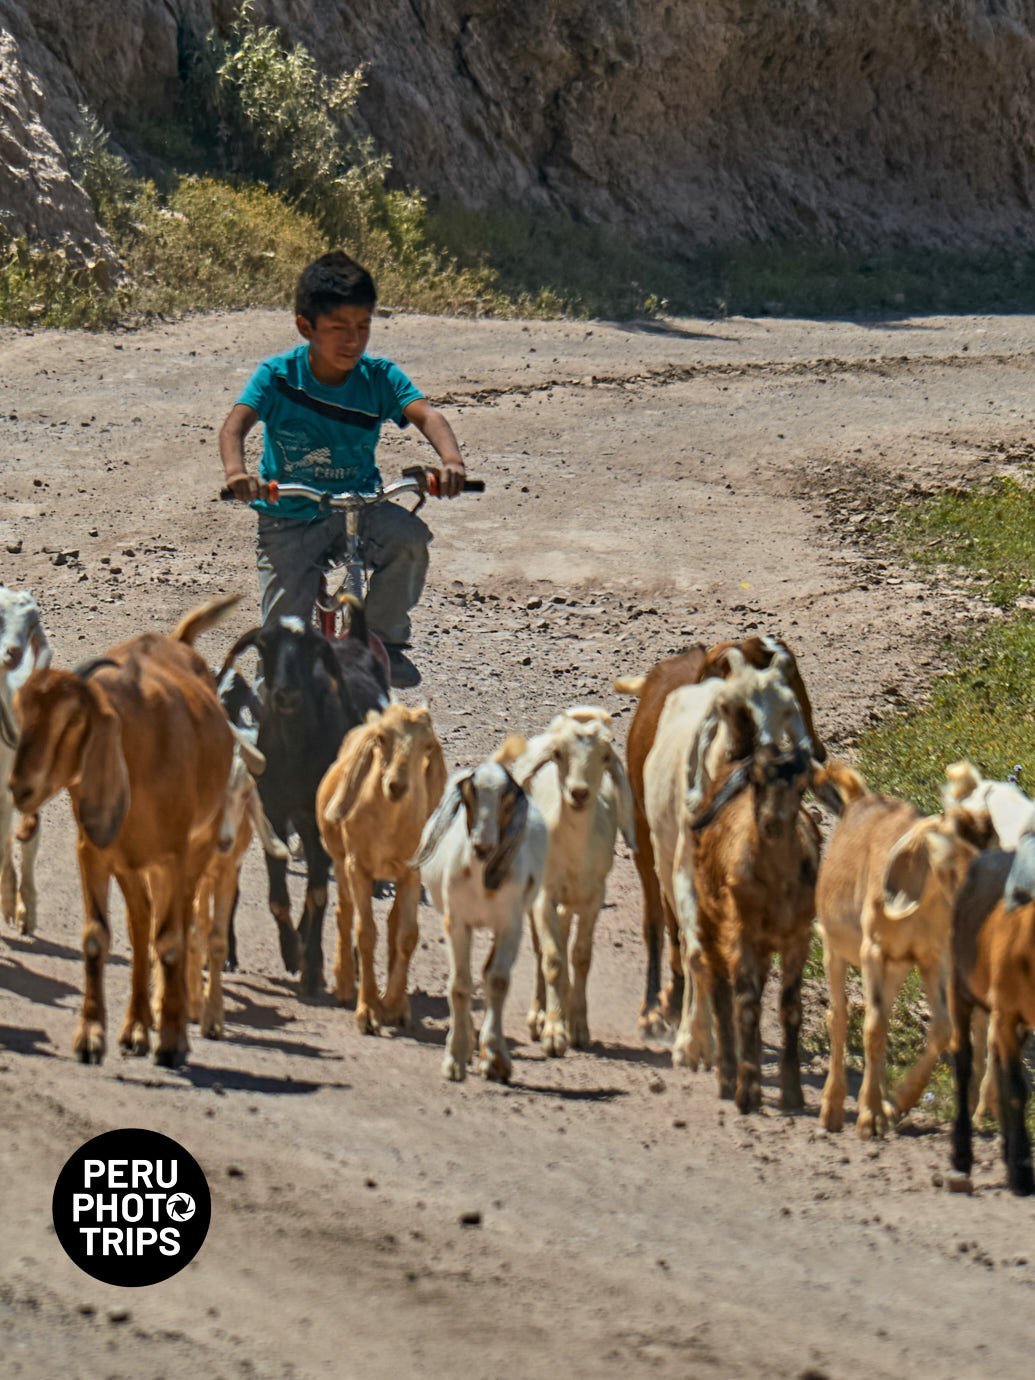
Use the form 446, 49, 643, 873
219, 601, 389, 995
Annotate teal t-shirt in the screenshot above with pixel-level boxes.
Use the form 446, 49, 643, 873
237, 344, 424, 519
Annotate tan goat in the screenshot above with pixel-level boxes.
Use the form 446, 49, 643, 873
10, 596, 237, 1065
816, 771, 995, 1137
317, 704, 446, 1034
691, 743, 821, 1112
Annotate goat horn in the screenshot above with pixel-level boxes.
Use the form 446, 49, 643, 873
690, 760, 753, 831
217, 628, 264, 682
73, 657, 120, 680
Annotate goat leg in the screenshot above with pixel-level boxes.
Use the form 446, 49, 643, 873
892, 955, 952, 1122
201, 860, 235, 1038
381, 870, 420, 1027
778, 935, 808, 1112
0, 848, 16, 927
635, 808, 669, 1039
296, 820, 330, 998
350, 858, 383, 1034
973, 1009, 999, 1121
74, 846, 112, 1064
480, 918, 522, 1082
226, 885, 240, 972
442, 915, 474, 1080
997, 1016, 1034, 1196
15, 824, 40, 935
857, 950, 909, 1139
951, 980, 975, 1178
152, 865, 191, 1068
264, 819, 299, 974
733, 944, 766, 1114
711, 970, 737, 1101
567, 896, 602, 1050
819, 944, 848, 1132
532, 893, 569, 1058
526, 910, 547, 1041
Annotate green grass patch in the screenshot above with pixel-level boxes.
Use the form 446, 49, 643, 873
896, 471, 1035, 608
856, 615, 1035, 814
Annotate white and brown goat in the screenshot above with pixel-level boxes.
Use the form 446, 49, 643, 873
1, 586, 51, 935
413, 739, 548, 1082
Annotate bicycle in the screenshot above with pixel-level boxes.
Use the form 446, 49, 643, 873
220, 465, 485, 673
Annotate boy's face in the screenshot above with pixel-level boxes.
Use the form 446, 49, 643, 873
296, 304, 372, 380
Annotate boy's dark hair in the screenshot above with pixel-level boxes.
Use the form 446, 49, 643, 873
295, 251, 377, 322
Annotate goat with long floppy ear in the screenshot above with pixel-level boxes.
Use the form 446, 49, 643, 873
73, 665, 130, 850
325, 714, 380, 823
484, 776, 529, 893
411, 770, 472, 869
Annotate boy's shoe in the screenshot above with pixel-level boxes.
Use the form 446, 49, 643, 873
385, 645, 421, 689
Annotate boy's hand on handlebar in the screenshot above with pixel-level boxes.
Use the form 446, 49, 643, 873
225, 472, 261, 502
430, 458, 466, 498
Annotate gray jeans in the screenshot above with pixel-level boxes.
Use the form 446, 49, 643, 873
257, 502, 431, 646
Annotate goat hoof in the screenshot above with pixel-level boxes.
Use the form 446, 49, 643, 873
73, 1022, 106, 1065
527, 1008, 545, 1041
568, 1017, 590, 1050
718, 1077, 736, 1101
672, 1040, 698, 1072
638, 1008, 672, 1043
480, 1048, 512, 1083
356, 1005, 382, 1036
277, 926, 300, 974
200, 1017, 224, 1040
442, 1054, 467, 1082
856, 1108, 888, 1140
540, 1022, 568, 1058
1011, 1168, 1035, 1197
780, 1084, 805, 1113
818, 1100, 844, 1133
154, 1045, 187, 1069
382, 998, 411, 1028
119, 1022, 150, 1057
17, 904, 36, 937
736, 1084, 762, 1115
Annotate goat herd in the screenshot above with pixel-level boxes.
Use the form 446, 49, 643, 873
1, 584, 1034, 1198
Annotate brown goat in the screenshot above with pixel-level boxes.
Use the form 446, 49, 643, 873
816, 776, 995, 1138
615, 636, 825, 1038
317, 704, 446, 1034
10, 596, 237, 1066
951, 851, 1035, 1195
690, 743, 820, 1112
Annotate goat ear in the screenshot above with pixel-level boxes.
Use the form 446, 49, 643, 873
943, 760, 981, 807
606, 752, 637, 851
217, 628, 264, 682
485, 785, 529, 892
690, 760, 752, 832
325, 730, 378, 823
410, 771, 469, 867
425, 740, 448, 812
722, 647, 748, 677
230, 723, 265, 777
944, 804, 997, 851
29, 622, 51, 673
75, 704, 129, 849
518, 737, 556, 787
882, 820, 937, 919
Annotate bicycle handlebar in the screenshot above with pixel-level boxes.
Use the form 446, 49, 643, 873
219, 471, 485, 504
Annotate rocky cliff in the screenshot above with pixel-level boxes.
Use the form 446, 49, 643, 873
3, 0, 1035, 260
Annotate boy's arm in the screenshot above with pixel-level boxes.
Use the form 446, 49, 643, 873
402, 398, 466, 498
219, 403, 261, 500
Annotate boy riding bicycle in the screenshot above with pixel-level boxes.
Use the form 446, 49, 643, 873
218, 251, 466, 688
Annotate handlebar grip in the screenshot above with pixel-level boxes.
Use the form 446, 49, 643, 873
463, 479, 485, 493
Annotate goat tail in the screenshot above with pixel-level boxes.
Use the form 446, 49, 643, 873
173, 593, 242, 646
810, 759, 868, 816
612, 675, 645, 697
336, 592, 369, 644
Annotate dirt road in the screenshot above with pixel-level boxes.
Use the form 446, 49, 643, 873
2, 311, 1033, 1378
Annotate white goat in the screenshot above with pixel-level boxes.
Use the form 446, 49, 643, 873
515, 707, 636, 1055
643, 651, 812, 1071
413, 739, 548, 1082
0, 587, 51, 934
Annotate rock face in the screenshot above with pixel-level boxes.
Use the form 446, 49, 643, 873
3, 0, 1035, 257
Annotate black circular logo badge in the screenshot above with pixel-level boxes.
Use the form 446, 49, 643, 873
52, 1129, 211, 1286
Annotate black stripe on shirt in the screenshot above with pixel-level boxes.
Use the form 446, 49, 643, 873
273, 374, 380, 430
